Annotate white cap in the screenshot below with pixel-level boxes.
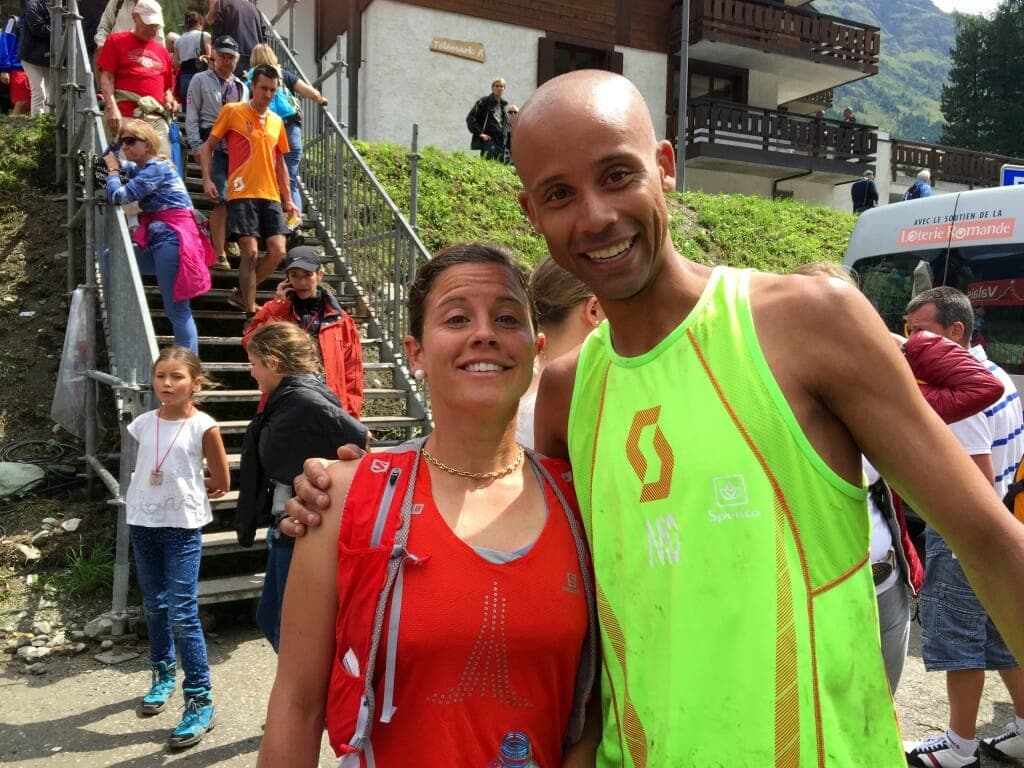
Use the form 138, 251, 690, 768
133, 0, 163, 26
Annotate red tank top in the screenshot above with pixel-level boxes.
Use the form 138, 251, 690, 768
332, 455, 589, 767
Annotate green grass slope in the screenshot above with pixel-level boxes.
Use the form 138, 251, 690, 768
814, 0, 957, 143
356, 141, 856, 273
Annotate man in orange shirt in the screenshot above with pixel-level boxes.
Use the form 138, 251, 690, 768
197, 63, 298, 318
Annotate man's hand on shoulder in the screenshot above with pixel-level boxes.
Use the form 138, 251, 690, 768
280, 444, 366, 537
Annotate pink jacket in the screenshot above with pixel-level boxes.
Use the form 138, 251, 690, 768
134, 208, 215, 301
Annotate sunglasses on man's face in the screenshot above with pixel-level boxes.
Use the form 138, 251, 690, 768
117, 136, 142, 147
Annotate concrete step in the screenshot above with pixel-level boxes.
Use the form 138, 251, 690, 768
202, 528, 266, 556
203, 387, 407, 405
202, 360, 393, 375
158, 334, 382, 346
197, 572, 265, 605
215, 413, 423, 434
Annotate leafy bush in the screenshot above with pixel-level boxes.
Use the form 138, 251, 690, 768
49, 540, 115, 598
0, 115, 55, 193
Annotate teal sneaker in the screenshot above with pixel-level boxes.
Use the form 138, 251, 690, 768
140, 660, 176, 715
168, 686, 215, 749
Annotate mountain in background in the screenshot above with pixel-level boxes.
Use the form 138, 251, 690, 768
812, 0, 959, 143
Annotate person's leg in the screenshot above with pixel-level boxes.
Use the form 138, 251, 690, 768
209, 204, 227, 261
255, 534, 293, 653
163, 527, 209, 690
284, 122, 302, 214
22, 62, 47, 115
981, 667, 1024, 759
947, 669, 985, 739
255, 233, 287, 287
129, 525, 174, 665
210, 150, 229, 262
252, 201, 289, 289
148, 228, 198, 353
876, 582, 911, 693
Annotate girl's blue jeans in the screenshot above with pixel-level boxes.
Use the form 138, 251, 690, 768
129, 525, 211, 690
284, 121, 303, 214
135, 223, 198, 353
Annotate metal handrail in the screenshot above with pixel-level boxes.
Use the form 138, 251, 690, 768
51, 0, 157, 634
261, 12, 430, 424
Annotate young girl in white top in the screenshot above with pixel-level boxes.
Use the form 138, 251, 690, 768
125, 346, 230, 750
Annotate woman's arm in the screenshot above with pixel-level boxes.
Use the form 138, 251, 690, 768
258, 461, 355, 767
202, 426, 230, 497
293, 78, 327, 106
106, 161, 164, 206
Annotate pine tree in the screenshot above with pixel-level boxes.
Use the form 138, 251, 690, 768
940, 13, 990, 149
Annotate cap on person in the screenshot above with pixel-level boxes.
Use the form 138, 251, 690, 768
283, 247, 323, 273
214, 35, 240, 55
863, 169, 874, 177
132, 0, 163, 25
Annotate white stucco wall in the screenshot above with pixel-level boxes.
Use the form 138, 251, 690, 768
619, 46, 668, 139
683, 169, 775, 198
359, 0, 542, 149
746, 70, 778, 110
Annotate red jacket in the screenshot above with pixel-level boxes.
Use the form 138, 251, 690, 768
884, 331, 1004, 593
243, 289, 364, 418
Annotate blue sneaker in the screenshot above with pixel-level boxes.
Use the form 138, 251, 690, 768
168, 686, 215, 749
140, 660, 176, 715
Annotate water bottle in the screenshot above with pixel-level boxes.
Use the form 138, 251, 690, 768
487, 731, 539, 768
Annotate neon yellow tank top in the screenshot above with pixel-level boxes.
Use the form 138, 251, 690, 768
568, 267, 903, 767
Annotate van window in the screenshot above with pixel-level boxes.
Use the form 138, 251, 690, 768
852, 244, 1024, 375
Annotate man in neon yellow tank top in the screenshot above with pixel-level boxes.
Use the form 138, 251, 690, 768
509, 71, 1024, 767
284, 72, 1024, 767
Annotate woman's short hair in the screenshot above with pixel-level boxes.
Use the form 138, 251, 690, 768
247, 321, 322, 376
183, 10, 203, 29
491, 77, 506, 88
407, 243, 534, 341
529, 256, 594, 331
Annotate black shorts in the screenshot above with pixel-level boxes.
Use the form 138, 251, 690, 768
226, 198, 289, 242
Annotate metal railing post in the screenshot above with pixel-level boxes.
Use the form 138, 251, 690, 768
408, 123, 419, 233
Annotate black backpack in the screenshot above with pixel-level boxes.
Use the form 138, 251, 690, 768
903, 181, 923, 201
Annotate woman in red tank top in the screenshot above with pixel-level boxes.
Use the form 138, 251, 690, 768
258, 244, 597, 768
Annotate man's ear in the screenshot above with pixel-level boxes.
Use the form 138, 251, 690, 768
583, 296, 604, 326
951, 321, 968, 346
656, 139, 677, 192
518, 189, 541, 232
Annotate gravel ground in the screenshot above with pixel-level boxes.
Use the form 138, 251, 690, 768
1, 616, 1020, 766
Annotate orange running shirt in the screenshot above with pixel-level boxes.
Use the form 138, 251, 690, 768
208, 101, 289, 202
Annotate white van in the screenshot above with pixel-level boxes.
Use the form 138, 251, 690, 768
843, 185, 1024, 389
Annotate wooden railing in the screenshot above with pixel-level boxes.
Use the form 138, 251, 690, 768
685, 99, 877, 164
890, 139, 1023, 188
671, 0, 880, 73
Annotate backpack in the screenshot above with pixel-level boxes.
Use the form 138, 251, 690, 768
325, 438, 597, 762
0, 16, 21, 70
903, 181, 923, 201
1004, 454, 1024, 523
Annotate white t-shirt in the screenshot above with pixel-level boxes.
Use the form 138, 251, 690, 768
175, 29, 209, 65
125, 408, 217, 529
863, 460, 896, 593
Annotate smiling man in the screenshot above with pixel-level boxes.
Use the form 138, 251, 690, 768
514, 70, 1024, 766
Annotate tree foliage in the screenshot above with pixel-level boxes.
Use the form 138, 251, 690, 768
941, 0, 1024, 156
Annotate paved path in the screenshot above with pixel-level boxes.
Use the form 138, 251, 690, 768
1, 619, 1019, 766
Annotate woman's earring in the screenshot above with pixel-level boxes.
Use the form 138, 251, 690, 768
413, 369, 426, 381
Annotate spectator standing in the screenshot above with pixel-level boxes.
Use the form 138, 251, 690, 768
18, 0, 51, 116
96, 0, 174, 153
904, 168, 934, 200
197, 63, 298, 319
94, 0, 163, 51
207, 0, 267, 76
466, 77, 510, 162
242, 247, 364, 418
174, 11, 210, 105
103, 119, 215, 354
79, 0, 105, 56
903, 287, 1024, 768
851, 168, 879, 213
123, 347, 229, 750
0, 15, 29, 114
184, 34, 247, 272
238, 321, 367, 652
246, 43, 328, 218
843, 106, 856, 123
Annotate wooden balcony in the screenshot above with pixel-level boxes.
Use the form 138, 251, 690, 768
680, 99, 877, 181
672, 0, 879, 75
890, 139, 1024, 188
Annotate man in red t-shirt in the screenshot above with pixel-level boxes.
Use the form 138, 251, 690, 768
96, 0, 173, 150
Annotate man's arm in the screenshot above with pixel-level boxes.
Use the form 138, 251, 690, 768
97, 68, 120, 135
93, 0, 117, 48
197, 135, 219, 201
757, 275, 1024, 662
533, 349, 578, 459
184, 77, 203, 150
274, 147, 297, 219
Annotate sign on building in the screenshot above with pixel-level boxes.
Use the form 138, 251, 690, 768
429, 37, 485, 63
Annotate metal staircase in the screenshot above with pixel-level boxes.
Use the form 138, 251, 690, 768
50, 0, 434, 626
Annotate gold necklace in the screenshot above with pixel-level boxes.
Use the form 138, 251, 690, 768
422, 445, 525, 481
